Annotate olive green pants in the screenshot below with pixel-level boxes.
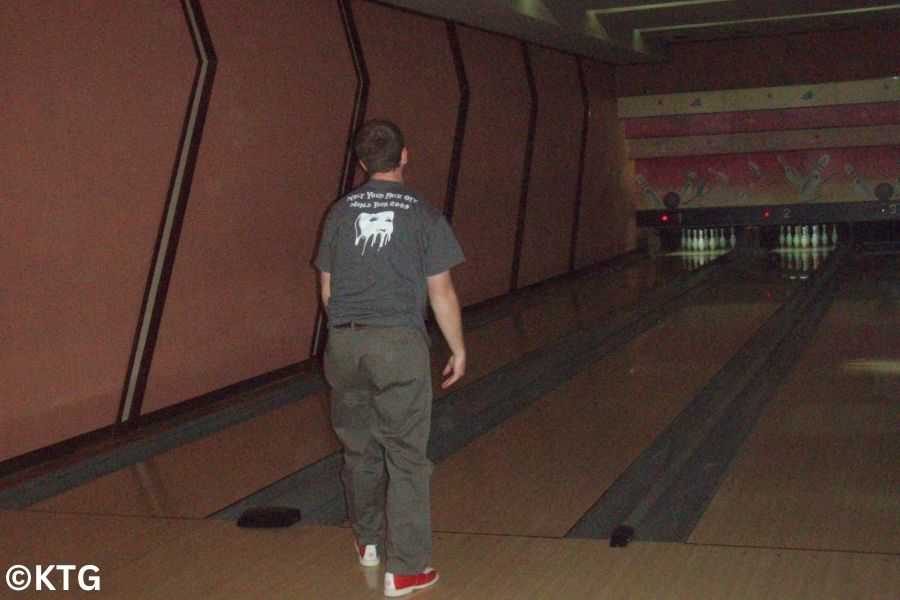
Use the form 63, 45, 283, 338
323, 325, 434, 574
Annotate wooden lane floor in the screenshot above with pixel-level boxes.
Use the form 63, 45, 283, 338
431, 256, 683, 400
3, 509, 895, 599
22, 255, 679, 518
690, 254, 900, 554
430, 263, 796, 537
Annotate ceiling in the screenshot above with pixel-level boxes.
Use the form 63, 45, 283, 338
375, 0, 900, 63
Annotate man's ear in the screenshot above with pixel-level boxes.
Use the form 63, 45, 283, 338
358, 159, 368, 172
400, 147, 408, 167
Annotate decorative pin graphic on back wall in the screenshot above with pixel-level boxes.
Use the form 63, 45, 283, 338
355, 211, 394, 255
777, 153, 832, 202
636, 174, 663, 208
679, 170, 713, 207
845, 164, 897, 202
845, 163, 875, 200
637, 170, 714, 211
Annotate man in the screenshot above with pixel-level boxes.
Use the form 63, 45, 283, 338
314, 119, 466, 597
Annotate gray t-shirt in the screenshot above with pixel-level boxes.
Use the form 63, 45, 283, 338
314, 179, 464, 330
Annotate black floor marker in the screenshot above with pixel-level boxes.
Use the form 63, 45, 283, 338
610, 525, 635, 547
237, 507, 302, 528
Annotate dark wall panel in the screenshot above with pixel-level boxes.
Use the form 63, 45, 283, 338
0, 1, 196, 461
517, 46, 582, 288
141, 1, 354, 414
576, 60, 638, 268
617, 25, 899, 96
353, 1, 458, 211
451, 27, 530, 306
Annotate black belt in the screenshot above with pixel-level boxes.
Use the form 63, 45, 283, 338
333, 322, 371, 330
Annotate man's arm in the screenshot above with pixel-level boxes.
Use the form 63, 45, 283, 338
427, 270, 465, 389
320, 270, 331, 316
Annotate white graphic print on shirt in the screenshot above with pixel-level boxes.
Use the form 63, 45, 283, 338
354, 211, 394, 255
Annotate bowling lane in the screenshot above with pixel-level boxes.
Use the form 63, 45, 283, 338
27, 255, 679, 518
690, 255, 900, 554
430, 258, 797, 537
432, 255, 684, 400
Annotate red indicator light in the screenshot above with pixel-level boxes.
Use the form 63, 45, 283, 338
763, 210, 771, 218
660, 214, 669, 223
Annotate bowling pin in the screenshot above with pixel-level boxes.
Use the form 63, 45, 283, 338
811, 224, 819, 248
800, 225, 810, 248
830, 223, 838, 246
778, 225, 786, 249
729, 227, 737, 248
708, 228, 717, 251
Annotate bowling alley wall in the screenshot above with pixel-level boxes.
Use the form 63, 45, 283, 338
615, 27, 899, 214
0, 0, 634, 465
0, 3, 894, 467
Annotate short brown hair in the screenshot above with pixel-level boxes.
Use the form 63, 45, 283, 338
354, 119, 404, 173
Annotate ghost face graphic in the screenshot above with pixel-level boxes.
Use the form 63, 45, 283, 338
355, 211, 394, 255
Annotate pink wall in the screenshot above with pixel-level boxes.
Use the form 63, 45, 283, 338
517, 47, 582, 288
0, 1, 196, 462
141, 1, 355, 414
353, 1, 458, 211
2, 0, 638, 463
576, 61, 638, 268
450, 27, 531, 306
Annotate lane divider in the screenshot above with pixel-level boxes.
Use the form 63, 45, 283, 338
567, 246, 846, 543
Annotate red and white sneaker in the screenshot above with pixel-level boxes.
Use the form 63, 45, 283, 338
383, 568, 439, 597
355, 540, 380, 567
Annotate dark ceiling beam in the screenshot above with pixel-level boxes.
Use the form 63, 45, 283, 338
372, 0, 663, 63
371, 1, 900, 62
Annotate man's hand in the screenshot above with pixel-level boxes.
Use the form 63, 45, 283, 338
427, 270, 466, 389
441, 352, 466, 389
